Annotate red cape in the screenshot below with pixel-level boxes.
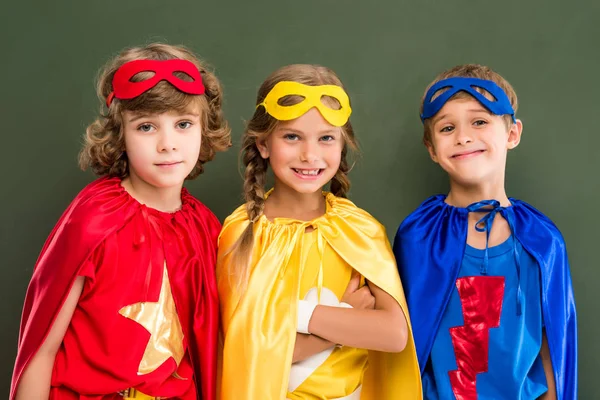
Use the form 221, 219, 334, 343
11, 177, 220, 399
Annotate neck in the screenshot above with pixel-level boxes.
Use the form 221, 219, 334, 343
266, 181, 326, 221
122, 174, 183, 213
446, 175, 510, 208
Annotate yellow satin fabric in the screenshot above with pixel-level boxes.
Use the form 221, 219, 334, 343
217, 193, 422, 399
122, 388, 158, 399
118, 263, 185, 375
288, 230, 368, 399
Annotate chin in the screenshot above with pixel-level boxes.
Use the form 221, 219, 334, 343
449, 173, 490, 188
147, 176, 187, 189
278, 179, 326, 195
289, 184, 326, 195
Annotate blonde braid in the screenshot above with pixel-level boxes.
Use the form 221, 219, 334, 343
228, 137, 268, 289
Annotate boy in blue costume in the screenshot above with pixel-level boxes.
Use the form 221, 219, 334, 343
394, 64, 577, 399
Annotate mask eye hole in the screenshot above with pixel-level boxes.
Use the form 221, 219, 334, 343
277, 95, 306, 106
430, 86, 451, 102
130, 71, 156, 82
320, 95, 341, 110
172, 70, 195, 82
470, 85, 497, 102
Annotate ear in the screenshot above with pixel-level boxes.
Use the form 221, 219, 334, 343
256, 137, 270, 159
426, 142, 439, 163
507, 119, 523, 150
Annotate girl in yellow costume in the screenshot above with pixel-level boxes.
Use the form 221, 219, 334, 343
217, 64, 422, 399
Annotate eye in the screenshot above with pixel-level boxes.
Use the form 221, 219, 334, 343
137, 123, 155, 133
440, 125, 454, 133
177, 121, 192, 129
283, 133, 300, 141
320, 135, 335, 142
473, 120, 487, 127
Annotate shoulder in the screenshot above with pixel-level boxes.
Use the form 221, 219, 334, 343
64, 177, 137, 234
218, 203, 250, 248
397, 195, 448, 235
72, 176, 129, 210
327, 194, 387, 239
32, 177, 136, 276
182, 190, 222, 237
510, 198, 566, 243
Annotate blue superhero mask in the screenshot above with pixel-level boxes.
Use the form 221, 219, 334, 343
421, 77, 516, 123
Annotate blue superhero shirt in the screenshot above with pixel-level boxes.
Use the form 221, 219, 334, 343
423, 236, 548, 399
394, 196, 577, 400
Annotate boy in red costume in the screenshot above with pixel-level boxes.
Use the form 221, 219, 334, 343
11, 43, 231, 400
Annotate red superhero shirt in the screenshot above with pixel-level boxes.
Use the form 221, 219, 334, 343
11, 177, 220, 400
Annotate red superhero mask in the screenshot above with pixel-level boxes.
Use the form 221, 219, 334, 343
106, 59, 205, 106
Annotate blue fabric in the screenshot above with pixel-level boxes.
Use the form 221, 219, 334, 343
423, 236, 548, 399
393, 195, 577, 399
420, 77, 516, 122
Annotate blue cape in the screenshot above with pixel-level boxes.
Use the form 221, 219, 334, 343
394, 195, 577, 399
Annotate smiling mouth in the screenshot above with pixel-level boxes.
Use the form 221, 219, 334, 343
292, 168, 324, 178
452, 150, 485, 159
156, 161, 182, 167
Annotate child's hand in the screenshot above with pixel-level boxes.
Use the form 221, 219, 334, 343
341, 271, 375, 310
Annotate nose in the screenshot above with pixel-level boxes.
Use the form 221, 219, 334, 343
300, 140, 319, 163
454, 125, 473, 146
157, 126, 177, 152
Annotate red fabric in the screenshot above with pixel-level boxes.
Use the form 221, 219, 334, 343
107, 59, 205, 106
448, 276, 505, 400
11, 177, 220, 400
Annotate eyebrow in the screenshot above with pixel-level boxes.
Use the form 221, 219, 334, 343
468, 108, 491, 114
178, 112, 201, 119
276, 127, 339, 135
431, 107, 492, 125
126, 112, 201, 124
431, 113, 449, 126
318, 129, 339, 135
127, 113, 151, 123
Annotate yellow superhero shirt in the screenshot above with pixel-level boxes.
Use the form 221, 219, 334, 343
288, 228, 367, 399
217, 193, 422, 400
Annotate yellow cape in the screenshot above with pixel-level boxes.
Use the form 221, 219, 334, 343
217, 193, 422, 399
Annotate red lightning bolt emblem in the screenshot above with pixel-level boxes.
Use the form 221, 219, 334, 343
449, 276, 505, 400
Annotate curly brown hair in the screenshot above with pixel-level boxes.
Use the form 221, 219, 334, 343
420, 64, 518, 147
79, 43, 231, 179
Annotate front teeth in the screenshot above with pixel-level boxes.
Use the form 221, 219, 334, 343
294, 169, 320, 176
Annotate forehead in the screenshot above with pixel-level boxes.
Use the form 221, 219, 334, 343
122, 103, 202, 119
275, 108, 341, 135
120, 90, 206, 115
435, 97, 490, 117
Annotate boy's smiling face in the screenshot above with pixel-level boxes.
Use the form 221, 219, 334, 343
426, 97, 523, 187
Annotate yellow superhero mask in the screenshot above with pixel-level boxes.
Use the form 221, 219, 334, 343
258, 81, 352, 127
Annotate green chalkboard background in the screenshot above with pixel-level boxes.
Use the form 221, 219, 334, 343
1, 0, 597, 396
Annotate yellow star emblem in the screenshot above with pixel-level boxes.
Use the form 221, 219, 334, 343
119, 262, 185, 375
